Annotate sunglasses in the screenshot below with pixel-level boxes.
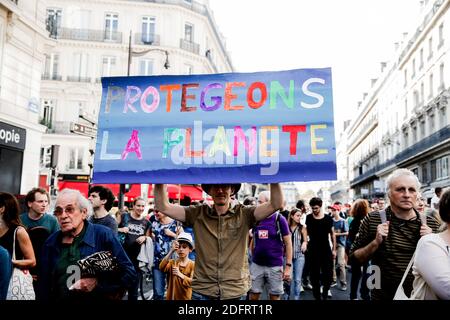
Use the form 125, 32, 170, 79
54, 205, 78, 216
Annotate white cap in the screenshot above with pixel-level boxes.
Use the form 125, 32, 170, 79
177, 232, 194, 249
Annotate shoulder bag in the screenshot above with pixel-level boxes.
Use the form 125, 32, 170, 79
6, 227, 36, 300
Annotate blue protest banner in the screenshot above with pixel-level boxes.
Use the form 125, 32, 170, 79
92, 68, 336, 184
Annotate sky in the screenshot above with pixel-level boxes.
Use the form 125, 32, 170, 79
208, 0, 423, 191
209, 0, 422, 135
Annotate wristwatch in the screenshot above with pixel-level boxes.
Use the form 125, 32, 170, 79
285, 263, 292, 267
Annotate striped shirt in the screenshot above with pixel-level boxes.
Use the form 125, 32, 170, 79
350, 206, 440, 300
291, 225, 305, 259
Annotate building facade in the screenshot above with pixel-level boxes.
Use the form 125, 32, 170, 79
348, 0, 450, 202
38, 0, 234, 195
0, 0, 52, 194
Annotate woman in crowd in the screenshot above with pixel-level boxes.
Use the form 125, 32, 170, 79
0, 192, 36, 270
118, 197, 151, 300
347, 199, 370, 300
286, 208, 308, 300
411, 188, 450, 299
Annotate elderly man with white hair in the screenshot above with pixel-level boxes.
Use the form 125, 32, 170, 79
38, 189, 136, 301
350, 168, 441, 300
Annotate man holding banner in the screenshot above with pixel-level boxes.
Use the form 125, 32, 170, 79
154, 182, 283, 300
92, 68, 337, 299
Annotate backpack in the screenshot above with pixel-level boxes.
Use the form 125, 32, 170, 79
118, 212, 130, 245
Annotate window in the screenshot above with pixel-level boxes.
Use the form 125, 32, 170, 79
41, 99, 55, 129
428, 37, 433, 60
438, 23, 444, 48
439, 63, 445, 90
69, 147, 84, 170
429, 111, 435, 134
420, 82, 424, 104
139, 59, 153, 75
440, 107, 447, 128
411, 125, 417, 143
431, 159, 437, 181
421, 163, 428, 183
419, 48, 424, 70
412, 59, 416, 78
40, 147, 52, 169
403, 128, 409, 148
141, 16, 156, 44
413, 90, 419, 108
73, 53, 89, 79
46, 8, 62, 38
404, 98, 408, 119
184, 23, 193, 42
437, 156, 449, 179
185, 64, 193, 75
429, 73, 434, 98
404, 68, 408, 87
101, 56, 116, 77
44, 53, 59, 79
104, 13, 118, 41
419, 116, 425, 139
72, 9, 90, 29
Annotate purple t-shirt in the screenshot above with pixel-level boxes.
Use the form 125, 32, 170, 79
252, 212, 290, 267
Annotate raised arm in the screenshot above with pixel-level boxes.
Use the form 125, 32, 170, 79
254, 183, 284, 222
154, 184, 186, 222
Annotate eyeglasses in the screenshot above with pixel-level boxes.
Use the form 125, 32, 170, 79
54, 205, 78, 216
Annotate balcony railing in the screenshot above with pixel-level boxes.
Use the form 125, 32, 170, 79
134, 33, 160, 46
41, 73, 62, 81
67, 76, 91, 83
180, 39, 200, 54
55, 28, 122, 43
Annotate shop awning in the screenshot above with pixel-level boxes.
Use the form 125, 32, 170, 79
148, 184, 205, 201
57, 181, 142, 201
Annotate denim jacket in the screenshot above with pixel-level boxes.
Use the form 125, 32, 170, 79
38, 221, 137, 300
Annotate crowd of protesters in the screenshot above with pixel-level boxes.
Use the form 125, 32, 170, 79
0, 168, 449, 301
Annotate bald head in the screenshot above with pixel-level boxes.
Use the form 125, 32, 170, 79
258, 191, 270, 204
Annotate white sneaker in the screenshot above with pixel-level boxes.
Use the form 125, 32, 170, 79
300, 286, 304, 293
328, 290, 332, 298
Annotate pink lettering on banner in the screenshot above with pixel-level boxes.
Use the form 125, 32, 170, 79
140, 86, 160, 113
121, 129, 143, 160
233, 126, 256, 156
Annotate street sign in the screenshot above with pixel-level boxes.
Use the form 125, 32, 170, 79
70, 122, 96, 137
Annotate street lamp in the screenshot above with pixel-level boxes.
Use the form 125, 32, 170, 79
118, 31, 170, 210
127, 30, 170, 76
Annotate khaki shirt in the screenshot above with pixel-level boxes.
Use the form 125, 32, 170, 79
184, 203, 256, 299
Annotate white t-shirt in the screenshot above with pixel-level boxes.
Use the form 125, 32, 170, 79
430, 195, 440, 210
413, 232, 450, 300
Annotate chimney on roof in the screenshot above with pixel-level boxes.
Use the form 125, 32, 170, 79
381, 62, 387, 72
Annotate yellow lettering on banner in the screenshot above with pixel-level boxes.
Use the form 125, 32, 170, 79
260, 126, 278, 157
311, 124, 328, 155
